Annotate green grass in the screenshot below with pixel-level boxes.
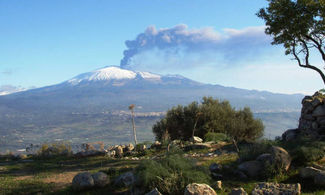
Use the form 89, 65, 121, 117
2, 142, 325, 194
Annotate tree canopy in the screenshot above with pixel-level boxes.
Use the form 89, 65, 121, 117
152, 97, 264, 142
257, 0, 325, 85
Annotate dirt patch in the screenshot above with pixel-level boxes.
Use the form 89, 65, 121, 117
14, 175, 34, 181
42, 171, 78, 185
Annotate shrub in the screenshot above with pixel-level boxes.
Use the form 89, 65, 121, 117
135, 154, 210, 194
153, 97, 264, 142
204, 132, 229, 142
37, 142, 72, 158
281, 137, 325, 164
238, 140, 275, 162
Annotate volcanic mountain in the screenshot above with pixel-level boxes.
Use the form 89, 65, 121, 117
0, 66, 303, 152
0, 66, 303, 113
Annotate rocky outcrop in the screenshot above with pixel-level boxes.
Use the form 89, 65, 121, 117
251, 182, 301, 195
184, 183, 217, 195
283, 92, 325, 141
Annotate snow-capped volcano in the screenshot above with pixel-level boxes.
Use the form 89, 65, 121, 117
68, 66, 161, 84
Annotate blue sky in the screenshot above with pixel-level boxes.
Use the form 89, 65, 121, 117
0, 0, 323, 94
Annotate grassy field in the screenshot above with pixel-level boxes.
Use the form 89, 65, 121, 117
1, 143, 325, 195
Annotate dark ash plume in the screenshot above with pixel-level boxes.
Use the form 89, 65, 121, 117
120, 24, 271, 69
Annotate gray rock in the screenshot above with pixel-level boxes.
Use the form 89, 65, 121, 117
271, 146, 291, 171
256, 153, 272, 164
282, 129, 298, 141
312, 105, 325, 117
145, 188, 162, 195
229, 187, 247, 195
300, 167, 324, 179
251, 182, 301, 195
114, 171, 135, 187
184, 183, 217, 195
238, 160, 263, 178
92, 172, 109, 187
72, 172, 95, 190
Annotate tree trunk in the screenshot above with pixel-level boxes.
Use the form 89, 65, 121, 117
131, 110, 137, 145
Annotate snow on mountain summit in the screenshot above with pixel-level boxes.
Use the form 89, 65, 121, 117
67, 66, 161, 84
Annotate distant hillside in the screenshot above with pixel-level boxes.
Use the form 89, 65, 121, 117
0, 66, 304, 152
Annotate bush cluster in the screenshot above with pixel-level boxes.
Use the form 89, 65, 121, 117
135, 154, 210, 195
153, 97, 264, 142
37, 142, 72, 158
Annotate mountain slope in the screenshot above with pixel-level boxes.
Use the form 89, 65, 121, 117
0, 66, 304, 152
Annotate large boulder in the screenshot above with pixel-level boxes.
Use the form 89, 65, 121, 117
92, 172, 109, 187
72, 172, 95, 190
238, 160, 263, 178
300, 167, 324, 179
229, 187, 247, 195
184, 183, 217, 195
256, 153, 272, 164
114, 171, 135, 187
271, 146, 291, 171
251, 182, 301, 195
282, 129, 299, 141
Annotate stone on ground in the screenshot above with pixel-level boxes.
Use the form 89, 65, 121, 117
271, 146, 291, 171
114, 171, 135, 187
251, 182, 301, 195
300, 167, 324, 179
92, 172, 109, 187
72, 172, 95, 190
184, 183, 217, 195
190, 136, 203, 143
238, 160, 263, 178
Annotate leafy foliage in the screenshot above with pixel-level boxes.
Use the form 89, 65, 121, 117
135, 154, 210, 195
282, 137, 325, 164
257, 0, 325, 84
238, 139, 276, 162
153, 97, 264, 142
204, 132, 230, 142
